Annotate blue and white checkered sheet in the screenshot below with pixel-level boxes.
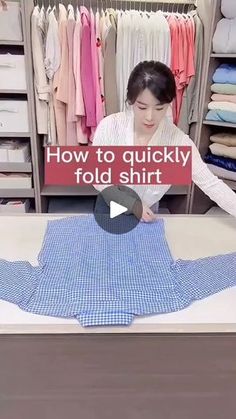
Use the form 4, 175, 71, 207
0, 215, 236, 327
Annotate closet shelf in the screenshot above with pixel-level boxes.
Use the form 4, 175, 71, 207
41, 185, 189, 196
0, 132, 31, 138
211, 53, 236, 58
0, 40, 24, 46
0, 162, 32, 173
0, 188, 34, 198
0, 90, 27, 94
41, 185, 99, 196
166, 186, 189, 195
203, 120, 236, 129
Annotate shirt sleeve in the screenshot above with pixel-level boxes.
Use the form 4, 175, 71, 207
172, 252, 236, 303
183, 134, 236, 217
0, 259, 39, 307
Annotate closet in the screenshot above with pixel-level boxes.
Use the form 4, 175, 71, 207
1, 0, 219, 214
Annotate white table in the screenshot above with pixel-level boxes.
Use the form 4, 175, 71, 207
0, 214, 236, 334
1, 214, 236, 419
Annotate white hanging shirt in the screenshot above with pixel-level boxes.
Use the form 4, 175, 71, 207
116, 10, 171, 112
92, 109, 236, 217
45, 9, 61, 79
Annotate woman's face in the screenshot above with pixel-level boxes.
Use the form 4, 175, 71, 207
132, 88, 170, 135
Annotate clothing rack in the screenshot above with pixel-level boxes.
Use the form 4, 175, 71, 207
35, 0, 197, 13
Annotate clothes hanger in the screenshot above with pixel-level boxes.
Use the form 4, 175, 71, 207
101, 0, 104, 15
162, 1, 169, 17
47, 0, 52, 14
158, 2, 164, 12
139, 0, 143, 16
144, 0, 150, 18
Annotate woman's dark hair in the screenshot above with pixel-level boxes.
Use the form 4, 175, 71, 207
126, 60, 176, 105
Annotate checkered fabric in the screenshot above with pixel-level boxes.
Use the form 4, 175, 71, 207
0, 215, 236, 327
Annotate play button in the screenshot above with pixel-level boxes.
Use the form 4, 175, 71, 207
93, 185, 143, 234
110, 201, 128, 219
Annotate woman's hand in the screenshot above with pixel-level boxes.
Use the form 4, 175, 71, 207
141, 204, 157, 223
132, 200, 157, 223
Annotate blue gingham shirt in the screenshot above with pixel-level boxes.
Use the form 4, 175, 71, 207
0, 215, 236, 327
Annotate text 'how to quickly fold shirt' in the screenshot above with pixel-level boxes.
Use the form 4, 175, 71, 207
0, 215, 236, 327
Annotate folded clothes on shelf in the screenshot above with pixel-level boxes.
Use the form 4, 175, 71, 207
208, 101, 236, 113
211, 83, 236, 95
209, 142, 236, 159
204, 151, 236, 172
212, 64, 236, 84
213, 18, 236, 53
0, 140, 30, 163
211, 93, 236, 104
205, 109, 236, 124
221, 0, 236, 19
210, 132, 236, 146
207, 163, 236, 182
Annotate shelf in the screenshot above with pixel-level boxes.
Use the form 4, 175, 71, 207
0, 90, 27, 94
42, 185, 189, 196
166, 186, 189, 195
203, 120, 236, 129
0, 40, 24, 46
0, 132, 31, 138
0, 188, 34, 198
0, 162, 32, 173
211, 53, 236, 58
41, 185, 99, 196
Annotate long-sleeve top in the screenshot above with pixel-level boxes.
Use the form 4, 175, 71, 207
0, 215, 236, 327
92, 109, 236, 217
31, 6, 49, 135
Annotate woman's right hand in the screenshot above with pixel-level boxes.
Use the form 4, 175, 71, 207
132, 201, 157, 223
141, 204, 157, 223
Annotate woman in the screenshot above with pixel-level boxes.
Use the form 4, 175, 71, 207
93, 60, 236, 222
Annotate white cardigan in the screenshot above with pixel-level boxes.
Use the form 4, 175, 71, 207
92, 110, 236, 217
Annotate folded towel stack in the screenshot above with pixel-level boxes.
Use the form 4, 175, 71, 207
204, 1, 236, 183
206, 64, 236, 124
204, 132, 236, 181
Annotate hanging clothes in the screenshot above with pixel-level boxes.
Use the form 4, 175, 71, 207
178, 10, 203, 134
90, 7, 103, 126
116, 9, 171, 113
66, 4, 77, 145
80, 6, 96, 137
53, 4, 68, 146
31, 4, 199, 146
31, 5, 49, 136
103, 8, 119, 115
45, 7, 61, 145
73, 7, 87, 145
168, 13, 195, 125
95, 9, 105, 118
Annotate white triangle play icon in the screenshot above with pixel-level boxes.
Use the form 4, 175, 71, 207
110, 201, 128, 219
